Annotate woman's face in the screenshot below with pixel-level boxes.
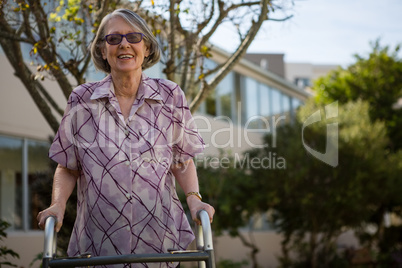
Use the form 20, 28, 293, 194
102, 16, 150, 75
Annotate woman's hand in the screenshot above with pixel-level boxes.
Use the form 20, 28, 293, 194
186, 195, 215, 225
37, 203, 65, 232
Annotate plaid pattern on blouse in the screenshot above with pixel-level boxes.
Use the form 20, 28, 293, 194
49, 74, 204, 267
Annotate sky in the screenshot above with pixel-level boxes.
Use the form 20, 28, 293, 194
210, 0, 402, 67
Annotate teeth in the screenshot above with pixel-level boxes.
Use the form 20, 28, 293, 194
118, 55, 134, 59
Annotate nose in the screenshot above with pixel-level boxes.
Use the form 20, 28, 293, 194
119, 36, 130, 46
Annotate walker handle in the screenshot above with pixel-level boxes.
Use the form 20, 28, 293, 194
196, 210, 216, 268
196, 210, 214, 251
43, 216, 57, 268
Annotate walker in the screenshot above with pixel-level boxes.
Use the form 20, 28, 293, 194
42, 210, 216, 268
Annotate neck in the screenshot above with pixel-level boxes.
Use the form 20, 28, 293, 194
111, 71, 142, 98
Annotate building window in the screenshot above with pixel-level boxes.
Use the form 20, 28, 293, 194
294, 77, 311, 88
242, 77, 260, 128
260, 59, 268, 70
0, 135, 50, 231
216, 72, 235, 119
259, 84, 271, 119
282, 94, 292, 124
271, 88, 283, 119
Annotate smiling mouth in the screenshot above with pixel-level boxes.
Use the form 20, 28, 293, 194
118, 55, 134, 59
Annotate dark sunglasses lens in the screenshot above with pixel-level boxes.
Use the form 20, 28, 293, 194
126, 33, 142, 43
106, 35, 122, 45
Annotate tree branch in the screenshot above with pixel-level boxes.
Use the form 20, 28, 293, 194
165, 0, 180, 80
0, 30, 33, 43
0, 31, 60, 132
190, 0, 270, 112
35, 78, 65, 116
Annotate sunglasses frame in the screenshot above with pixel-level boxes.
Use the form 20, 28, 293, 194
104, 32, 145, 45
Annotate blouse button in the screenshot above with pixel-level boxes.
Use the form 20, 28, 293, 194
125, 193, 131, 199
124, 129, 129, 136
125, 161, 130, 166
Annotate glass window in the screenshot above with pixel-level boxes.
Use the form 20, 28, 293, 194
0, 136, 23, 230
294, 77, 311, 88
216, 72, 234, 118
271, 88, 283, 118
242, 77, 260, 129
28, 140, 51, 230
292, 98, 302, 110
282, 94, 291, 123
0, 135, 50, 231
259, 84, 271, 118
290, 98, 303, 123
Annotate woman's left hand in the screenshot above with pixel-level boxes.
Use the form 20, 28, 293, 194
186, 195, 215, 225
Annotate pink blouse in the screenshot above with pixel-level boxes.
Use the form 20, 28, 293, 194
49, 73, 204, 267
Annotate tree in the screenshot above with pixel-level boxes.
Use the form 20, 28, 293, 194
247, 99, 401, 267
313, 40, 402, 151
312, 41, 402, 266
0, 0, 293, 133
191, 152, 270, 268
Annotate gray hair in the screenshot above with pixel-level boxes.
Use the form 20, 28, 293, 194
90, 9, 161, 73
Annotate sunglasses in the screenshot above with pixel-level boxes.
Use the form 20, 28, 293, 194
104, 32, 144, 45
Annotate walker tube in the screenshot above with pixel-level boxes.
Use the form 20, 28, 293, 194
42, 216, 57, 268
42, 210, 216, 267
197, 210, 216, 268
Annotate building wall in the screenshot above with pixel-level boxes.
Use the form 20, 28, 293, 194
244, 53, 285, 78
0, 54, 65, 141
285, 62, 339, 90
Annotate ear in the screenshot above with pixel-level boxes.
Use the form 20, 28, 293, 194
101, 45, 107, 60
145, 46, 150, 58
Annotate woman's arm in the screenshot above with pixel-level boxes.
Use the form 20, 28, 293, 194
37, 164, 79, 232
171, 159, 215, 225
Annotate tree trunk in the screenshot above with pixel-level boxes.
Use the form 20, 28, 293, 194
189, 0, 270, 113
309, 231, 317, 268
0, 38, 60, 133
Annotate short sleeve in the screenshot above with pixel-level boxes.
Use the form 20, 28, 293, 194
171, 88, 204, 164
48, 93, 80, 170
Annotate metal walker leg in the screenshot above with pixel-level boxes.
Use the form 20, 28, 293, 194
42, 210, 216, 268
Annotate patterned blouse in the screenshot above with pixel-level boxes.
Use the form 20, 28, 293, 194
49, 73, 204, 267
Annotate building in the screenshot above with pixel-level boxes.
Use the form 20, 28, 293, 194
243, 53, 286, 78
285, 62, 339, 92
0, 42, 314, 267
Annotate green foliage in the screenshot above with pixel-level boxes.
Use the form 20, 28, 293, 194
192, 151, 271, 267
248, 99, 401, 267
313, 39, 402, 151
29, 252, 43, 268
193, 152, 262, 236
0, 220, 20, 267
217, 258, 249, 268
311, 40, 402, 266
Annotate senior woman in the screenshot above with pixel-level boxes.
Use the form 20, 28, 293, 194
37, 8, 214, 267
